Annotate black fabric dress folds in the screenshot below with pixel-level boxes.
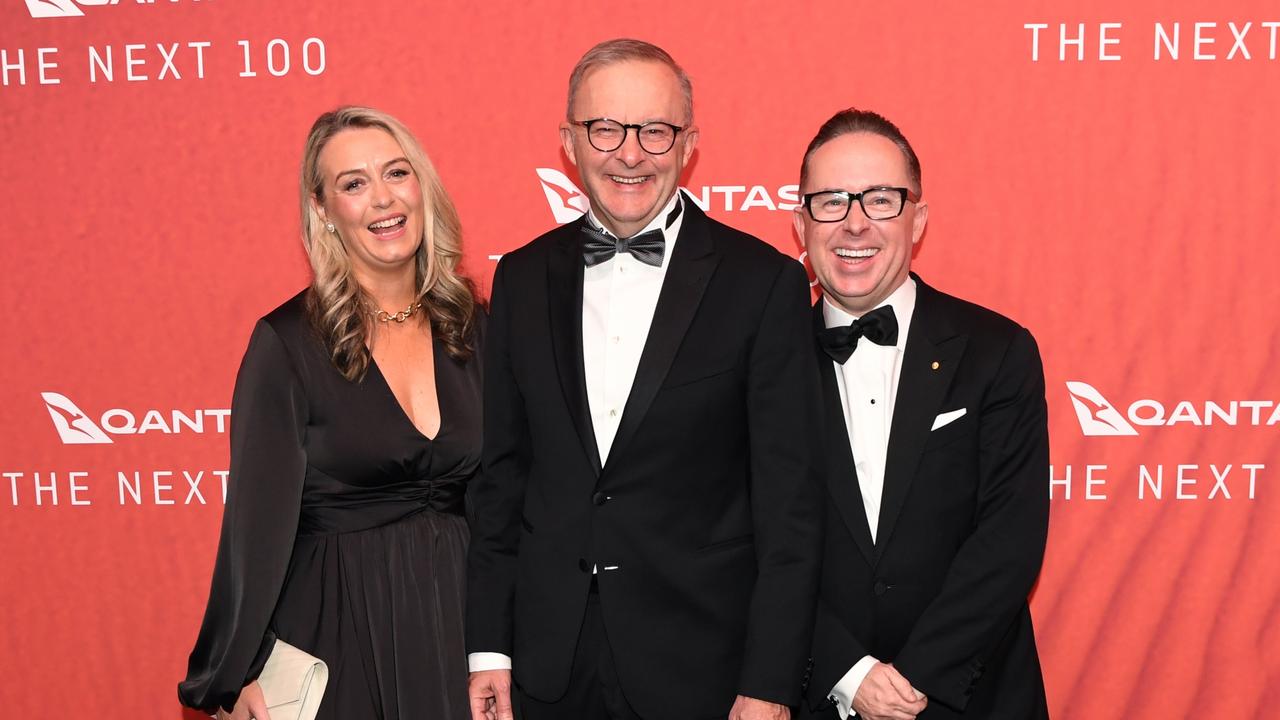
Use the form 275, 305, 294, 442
179, 292, 481, 719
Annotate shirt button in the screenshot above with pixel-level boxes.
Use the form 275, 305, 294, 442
609, 409, 618, 417
610, 336, 620, 344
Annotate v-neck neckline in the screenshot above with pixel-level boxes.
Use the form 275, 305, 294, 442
367, 333, 444, 443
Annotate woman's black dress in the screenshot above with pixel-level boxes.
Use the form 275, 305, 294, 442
178, 292, 480, 719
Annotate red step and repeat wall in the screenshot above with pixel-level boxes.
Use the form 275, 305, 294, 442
2, 0, 1277, 716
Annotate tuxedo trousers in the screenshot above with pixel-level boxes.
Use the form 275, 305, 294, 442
517, 584, 644, 720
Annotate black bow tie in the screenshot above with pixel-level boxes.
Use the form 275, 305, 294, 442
581, 199, 683, 268
817, 305, 899, 364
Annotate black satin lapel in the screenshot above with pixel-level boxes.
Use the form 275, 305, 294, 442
606, 217, 718, 468
813, 303, 876, 564
548, 230, 602, 476
874, 297, 966, 560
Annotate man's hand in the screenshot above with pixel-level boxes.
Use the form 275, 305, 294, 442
216, 680, 270, 720
728, 694, 790, 720
468, 669, 514, 720
850, 663, 926, 720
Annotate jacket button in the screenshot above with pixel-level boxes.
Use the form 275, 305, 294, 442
592, 492, 609, 506
578, 558, 590, 573
873, 581, 888, 596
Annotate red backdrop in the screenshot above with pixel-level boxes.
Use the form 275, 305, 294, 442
2, 1, 1277, 716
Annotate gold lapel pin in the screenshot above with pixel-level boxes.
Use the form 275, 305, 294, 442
931, 361, 940, 371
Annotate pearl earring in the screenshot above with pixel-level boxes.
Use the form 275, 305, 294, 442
325, 222, 336, 233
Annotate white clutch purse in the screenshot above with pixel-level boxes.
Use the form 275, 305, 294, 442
256, 639, 329, 720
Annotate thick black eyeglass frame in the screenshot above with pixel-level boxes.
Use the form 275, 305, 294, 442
571, 118, 686, 155
801, 187, 921, 222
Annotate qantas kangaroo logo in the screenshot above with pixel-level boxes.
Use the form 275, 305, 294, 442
536, 168, 589, 224
41, 392, 114, 444
1065, 381, 1138, 436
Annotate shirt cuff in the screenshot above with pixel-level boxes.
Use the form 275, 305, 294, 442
830, 655, 878, 719
467, 652, 513, 672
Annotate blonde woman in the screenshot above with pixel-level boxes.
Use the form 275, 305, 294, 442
179, 106, 482, 719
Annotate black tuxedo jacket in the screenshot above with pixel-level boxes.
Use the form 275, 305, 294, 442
802, 275, 1050, 719
467, 198, 823, 720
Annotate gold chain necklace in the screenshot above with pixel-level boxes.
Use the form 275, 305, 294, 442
372, 302, 422, 324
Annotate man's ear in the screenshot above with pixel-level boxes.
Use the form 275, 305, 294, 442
679, 125, 700, 166
559, 124, 578, 167
911, 201, 929, 244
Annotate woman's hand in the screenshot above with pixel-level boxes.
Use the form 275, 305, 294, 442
216, 681, 270, 720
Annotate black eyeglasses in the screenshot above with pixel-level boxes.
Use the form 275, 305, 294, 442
571, 118, 686, 155
801, 187, 920, 222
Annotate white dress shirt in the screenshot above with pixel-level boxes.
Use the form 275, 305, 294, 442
582, 192, 684, 462
467, 192, 685, 674
822, 278, 917, 718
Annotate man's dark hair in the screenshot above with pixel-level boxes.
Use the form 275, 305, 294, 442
799, 108, 922, 194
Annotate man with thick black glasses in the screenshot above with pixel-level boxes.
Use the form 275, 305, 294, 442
466, 38, 823, 720
794, 108, 1050, 720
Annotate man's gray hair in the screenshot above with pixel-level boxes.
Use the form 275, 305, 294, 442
566, 38, 693, 123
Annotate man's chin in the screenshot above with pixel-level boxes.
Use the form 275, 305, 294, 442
596, 205, 661, 234
826, 286, 882, 315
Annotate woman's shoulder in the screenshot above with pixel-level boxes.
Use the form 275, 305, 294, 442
257, 289, 315, 342
261, 289, 309, 325
240, 289, 325, 367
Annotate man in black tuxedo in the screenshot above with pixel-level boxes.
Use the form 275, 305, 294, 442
794, 109, 1050, 720
467, 39, 822, 720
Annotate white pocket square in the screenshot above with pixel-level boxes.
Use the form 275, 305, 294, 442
931, 408, 967, 431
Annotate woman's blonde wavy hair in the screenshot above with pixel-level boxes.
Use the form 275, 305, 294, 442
300, 106, 479, 382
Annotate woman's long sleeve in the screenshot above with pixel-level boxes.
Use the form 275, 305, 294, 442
178, 319, 308, 713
